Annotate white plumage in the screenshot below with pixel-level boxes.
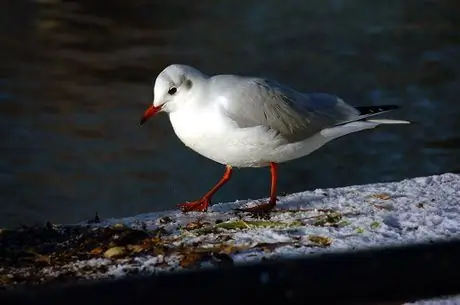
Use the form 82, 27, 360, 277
140, 64, 409, 213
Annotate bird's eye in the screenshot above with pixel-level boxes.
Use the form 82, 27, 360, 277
168, 87, 177, 95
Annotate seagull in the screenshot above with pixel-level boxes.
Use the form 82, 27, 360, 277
139, 64, 409, 213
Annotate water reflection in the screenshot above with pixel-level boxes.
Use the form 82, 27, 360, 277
1, 0, 459, 227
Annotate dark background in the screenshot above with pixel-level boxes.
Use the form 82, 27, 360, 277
1, 0, 459, 228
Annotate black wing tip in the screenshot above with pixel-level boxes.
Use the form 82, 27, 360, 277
354, 105, 400, 115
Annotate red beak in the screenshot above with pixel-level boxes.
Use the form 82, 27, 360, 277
139, 105, 161, 125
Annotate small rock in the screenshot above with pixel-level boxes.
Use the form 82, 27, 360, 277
159, 216, 172, 224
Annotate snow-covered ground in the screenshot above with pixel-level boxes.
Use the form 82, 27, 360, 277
1, 173, 460, 304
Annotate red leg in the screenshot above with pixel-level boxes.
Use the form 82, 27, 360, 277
178, 165, 233, 212
239, 162, 278, 213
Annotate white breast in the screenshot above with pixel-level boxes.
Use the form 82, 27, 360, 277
169, 104, 269, 167
168, 104, 331, 167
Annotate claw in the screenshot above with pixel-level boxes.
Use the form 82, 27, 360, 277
178, 197, 211, 212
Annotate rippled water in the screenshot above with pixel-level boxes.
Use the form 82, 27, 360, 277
1, 0, 459, 228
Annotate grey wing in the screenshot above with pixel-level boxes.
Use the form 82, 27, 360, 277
221, 77, 360, 142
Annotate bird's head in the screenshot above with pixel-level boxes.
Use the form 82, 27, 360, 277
139, 64, 204, 125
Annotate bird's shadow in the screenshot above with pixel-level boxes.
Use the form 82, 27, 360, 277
209, 194, 327, 215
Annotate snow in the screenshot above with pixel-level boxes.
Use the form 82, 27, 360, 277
100, 172, 460, 254
89, 173, 460, 304
3, 173, 460, 304
406, 296, 460, 305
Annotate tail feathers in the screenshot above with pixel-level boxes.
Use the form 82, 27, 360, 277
336, 104, 410, 126
321, 121, 381, 140
322, 104, 409, 140
366, 119, 410, 124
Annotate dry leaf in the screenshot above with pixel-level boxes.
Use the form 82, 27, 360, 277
177, 243, 251, 268
372, 193, 392, 200
217, 235, 233, 242
103, 246, 126, 258
308, 235, 332, 247
152, 245, 169, 256
196, 244, 251, 255
23, 251, 51, 265
312, 212, 342, 227
34, 254, 51, 265
185, 221, 210, 230
149, 236, 163, 244
221, 244, 247, 254
0, 275, 12, 286
372, 203, 394, 210
127, 244, 146, 253
253, 242, 292, 252
89, 247, 104, 255
179, 253, 206, 268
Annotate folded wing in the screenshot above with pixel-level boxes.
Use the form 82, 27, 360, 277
221, 77, 360, 142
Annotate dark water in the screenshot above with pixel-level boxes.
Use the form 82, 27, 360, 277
1, 0, 459, 228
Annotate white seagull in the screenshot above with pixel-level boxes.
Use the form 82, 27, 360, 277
139, 64, 409, 213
